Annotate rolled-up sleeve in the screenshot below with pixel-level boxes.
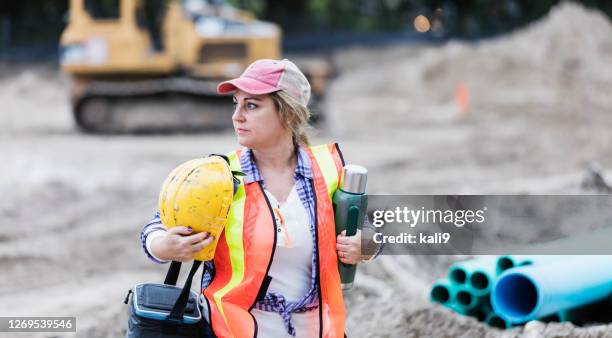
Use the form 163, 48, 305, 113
140, 212, 169, 264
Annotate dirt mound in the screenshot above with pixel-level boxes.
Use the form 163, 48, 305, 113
327, 2, 612, 134
326, 2, 612, 196
0, 64, 72, 133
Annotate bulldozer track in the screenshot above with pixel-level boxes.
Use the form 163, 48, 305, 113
73, 77, 234, 133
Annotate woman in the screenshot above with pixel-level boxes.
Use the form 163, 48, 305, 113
140, 59, 377, 338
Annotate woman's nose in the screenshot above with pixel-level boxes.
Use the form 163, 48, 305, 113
232, 105, 245, 122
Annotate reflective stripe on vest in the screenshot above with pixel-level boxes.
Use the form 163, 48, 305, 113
204, 144, 346, 338
310, 144, 344, 199
304, 144, 345, 338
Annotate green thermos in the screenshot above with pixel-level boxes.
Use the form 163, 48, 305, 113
333, 164, 368, 290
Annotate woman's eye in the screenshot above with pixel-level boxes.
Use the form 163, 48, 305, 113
247, 103, 257, 110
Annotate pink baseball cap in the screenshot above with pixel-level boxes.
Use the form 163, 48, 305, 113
217, 59, 311, 107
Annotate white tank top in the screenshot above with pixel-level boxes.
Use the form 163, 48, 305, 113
250, 185, 319, 338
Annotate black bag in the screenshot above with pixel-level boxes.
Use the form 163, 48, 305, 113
125, 260, 216, 338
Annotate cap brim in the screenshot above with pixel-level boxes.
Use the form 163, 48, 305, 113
217, 77, 280, 95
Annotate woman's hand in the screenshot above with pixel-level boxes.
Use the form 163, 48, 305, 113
336, 229, 370, 264
151, 226, 214, 262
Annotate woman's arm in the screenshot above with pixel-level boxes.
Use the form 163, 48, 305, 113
140, 212, 216, 263
141, 212, 169, 263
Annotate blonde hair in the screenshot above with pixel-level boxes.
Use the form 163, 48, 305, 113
270, 90, 311, 146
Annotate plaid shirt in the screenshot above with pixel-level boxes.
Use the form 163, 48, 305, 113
140, 146, 320, 337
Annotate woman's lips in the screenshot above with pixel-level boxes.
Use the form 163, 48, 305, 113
236, 128, 249, 134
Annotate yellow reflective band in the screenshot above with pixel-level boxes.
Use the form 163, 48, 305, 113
213, 151, 247, 328
310, 144, 339, 200
227, 151, 241, 173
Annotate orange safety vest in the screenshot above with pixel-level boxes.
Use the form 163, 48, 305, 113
201, 143, 346, 338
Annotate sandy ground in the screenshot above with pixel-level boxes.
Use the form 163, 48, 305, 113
1, 2, 612, 337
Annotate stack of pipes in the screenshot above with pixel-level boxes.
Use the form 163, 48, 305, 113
430, 254, 612, 328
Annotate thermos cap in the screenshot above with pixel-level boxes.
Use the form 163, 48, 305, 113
341, 165, 367, 194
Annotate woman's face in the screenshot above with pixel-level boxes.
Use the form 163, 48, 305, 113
232, 89, 289, 149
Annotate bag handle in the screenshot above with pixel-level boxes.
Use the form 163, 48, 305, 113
164, 261, 182, 286
163, 260, 203, 323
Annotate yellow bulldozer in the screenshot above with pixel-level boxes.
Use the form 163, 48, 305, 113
60, 0, 330, 132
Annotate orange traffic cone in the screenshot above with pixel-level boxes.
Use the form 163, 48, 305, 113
455, 81, 470, 118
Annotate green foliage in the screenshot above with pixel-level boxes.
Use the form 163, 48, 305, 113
0, 0, 68, 46
222, 0, 612, 37
2, 0, 612, 47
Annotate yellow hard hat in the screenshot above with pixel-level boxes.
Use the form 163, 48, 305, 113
158, 155, 235, 261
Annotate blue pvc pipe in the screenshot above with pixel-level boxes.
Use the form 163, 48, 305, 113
447, 300, 486, 319
454, 285, 477, 310
492, 255, 612, 323
468, 264, 497, 297
448, 256, 498, 286
496, 255, 570, 275
485, 312, 513, 329
430, 278, 454, 306
432, 281, 491, 321
454, 285, 489, 313
448, 302, 467, 315
465, 307, 488, 322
